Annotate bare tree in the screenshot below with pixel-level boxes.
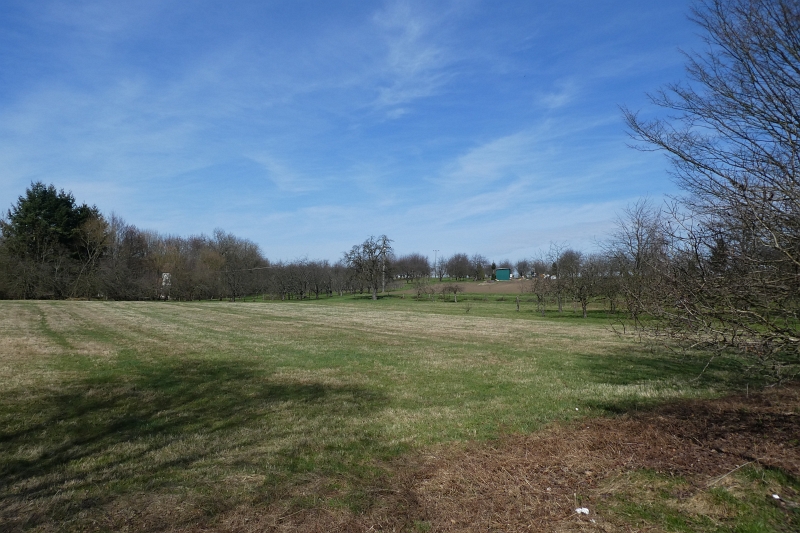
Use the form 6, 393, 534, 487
71, 215, 110, 299
345, 235, 392, 300
446, 253, 471, 281
307, 260, 330, 299
471, 254, 489, 280
413, 278, 435, 300
394, 252, 431, 282
528, 275, 550, 317
378, 235, 392, 293
329, 260, 350, 297
434, 256, 447, 281
557, 248, 582, 314
98, 216, 158, 300
575, 253, 606, 318
515, 259, 531, 279
606, 200, 669, 321
526, 256, 552, 316
213, 229, 265, 301
623, 0, 800, 374
441, 283, 464, 303
595, 254, 622, 314
530, 258, 549, 278
547, 243, 571, 312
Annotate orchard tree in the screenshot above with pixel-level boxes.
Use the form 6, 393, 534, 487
345, 235, 392, 300
442, 282, 464, 303
575, 253, 606, 318
395, 252, 431, 282
445, 253, 470, 280
472, 255, 488, 280
515, 259, 531, 279
623, 0, 800, 374
556, 248, 582, 313
329, 260, 350, 297
607, 200, 669, 321
547, 243, 573, 312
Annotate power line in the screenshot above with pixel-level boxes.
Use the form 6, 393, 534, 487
215, 265, 274, 273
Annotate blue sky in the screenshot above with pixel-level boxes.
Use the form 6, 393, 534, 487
0, 0, 698, 262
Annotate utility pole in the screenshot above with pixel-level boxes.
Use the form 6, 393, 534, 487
381, 241, 386, 293
433, 249, 439, 279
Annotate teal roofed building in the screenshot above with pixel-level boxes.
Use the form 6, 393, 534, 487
495, 268, 511, 281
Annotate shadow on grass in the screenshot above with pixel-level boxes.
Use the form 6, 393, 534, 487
0, 356, 389, 529
572, 346, 755, 414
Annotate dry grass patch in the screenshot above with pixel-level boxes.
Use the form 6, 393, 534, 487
347, 384, 800, 532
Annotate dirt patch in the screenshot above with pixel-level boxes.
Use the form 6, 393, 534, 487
397, 279, 531, 295
265, 384, 800, 532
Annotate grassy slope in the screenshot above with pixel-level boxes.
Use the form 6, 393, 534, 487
0, 298, 767, 530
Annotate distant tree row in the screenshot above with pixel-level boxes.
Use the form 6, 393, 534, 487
0, 188, 271, 301
0, 189, 431, 302
0, 182, 674, 307
0, 188, 550, 302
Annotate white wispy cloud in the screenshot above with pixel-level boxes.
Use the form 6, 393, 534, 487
370, 0, 463, 113
536, 79, 579, 110
245, 153, 318, 194
441, 130, 544, 188
437, 112, 624, 191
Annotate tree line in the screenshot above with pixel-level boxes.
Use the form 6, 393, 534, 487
0, 194, 417, 302
0, 183, 645, 309
0, 187, 562, 303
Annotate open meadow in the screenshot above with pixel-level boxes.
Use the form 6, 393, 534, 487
0, 298, 797, 532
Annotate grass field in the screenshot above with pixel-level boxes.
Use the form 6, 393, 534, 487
0, 297, 796, 531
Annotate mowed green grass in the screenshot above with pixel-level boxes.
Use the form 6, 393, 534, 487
0, 298, 752, 529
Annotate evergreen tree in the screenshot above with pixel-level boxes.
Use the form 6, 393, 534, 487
1, 182, 101, 298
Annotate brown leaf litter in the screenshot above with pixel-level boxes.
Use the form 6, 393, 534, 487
261, 383, 799, 532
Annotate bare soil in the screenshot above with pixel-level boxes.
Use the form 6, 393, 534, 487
230, 383, 799, 532
398, 279, 531, 295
